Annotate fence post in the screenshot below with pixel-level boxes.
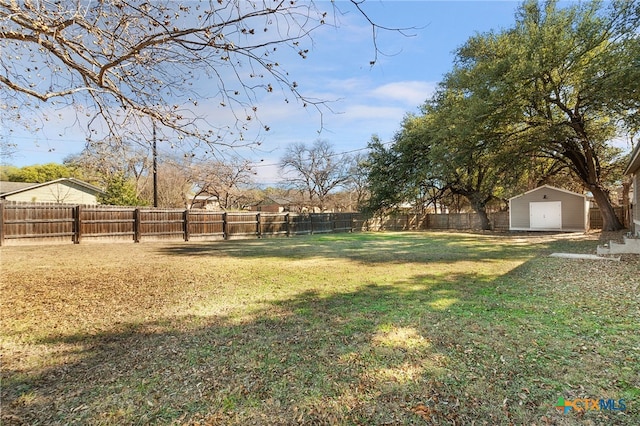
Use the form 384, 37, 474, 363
183, 209, 190, 242
256, 212, 261, 238
73, 205, 82, 244
0, 202, 4, 246
285, 213, 290, 237
134, 208, 141, 243
310, 213, 314, 235
223, 212, 228, 240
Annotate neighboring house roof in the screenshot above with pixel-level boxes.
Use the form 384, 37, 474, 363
0, 178, 104, 198
0, 181, 36, 194
190, 193, 219, 202
508, 184, 586, 201
625, 143, 640, 175
256, 196, 294, 206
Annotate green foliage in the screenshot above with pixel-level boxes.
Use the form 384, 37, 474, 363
365, 73, 530, 228
367, 0, 638, 230
470, 0, 637, 229
98, 174, 144, 206
4, 163, 81, 183
364, 122, 451, 215
362, 135, 406, 213
424, 79, 530, 212
0, 165, 19, 181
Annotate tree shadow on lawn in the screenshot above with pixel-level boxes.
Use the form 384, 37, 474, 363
157, 232, 545, 264
1, 271, 511, 425
4, 261, 635, 425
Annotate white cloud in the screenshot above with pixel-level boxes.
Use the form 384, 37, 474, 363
370, 81, 437, 106
341, 104, 407, 121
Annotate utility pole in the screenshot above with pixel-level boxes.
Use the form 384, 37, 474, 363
153, 121, 158, 208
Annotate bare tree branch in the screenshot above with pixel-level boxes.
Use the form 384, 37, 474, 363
1, 0, 409, 153
279, 139, 353, 211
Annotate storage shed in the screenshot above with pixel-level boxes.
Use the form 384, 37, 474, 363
625, 142, 640, 235
509, 185, 589, 232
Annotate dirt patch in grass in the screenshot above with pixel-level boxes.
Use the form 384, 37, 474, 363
1, 231, 638, 425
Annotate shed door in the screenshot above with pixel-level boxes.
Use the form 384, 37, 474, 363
530, 201, 562, 229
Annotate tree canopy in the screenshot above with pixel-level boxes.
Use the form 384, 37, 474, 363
481, 0, 639, 230
366, 0, 639, 230
98, 173, 144, 206
3, 162, 81, 182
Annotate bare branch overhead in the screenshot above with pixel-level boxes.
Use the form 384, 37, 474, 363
1, 0, 409, 152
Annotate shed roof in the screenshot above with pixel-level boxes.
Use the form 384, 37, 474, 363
508, 184, 586, 201
625, 143, 640, 175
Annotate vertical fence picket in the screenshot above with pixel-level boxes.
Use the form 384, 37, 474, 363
223, 212, 228, 240
73, 205, 81, 244
285, 213, 290, 237
134, 208, 141, 243
256, 213, 261, 238
183, 209, 190, 241
0, 202, 4, 246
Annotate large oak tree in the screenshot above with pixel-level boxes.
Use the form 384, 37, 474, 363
455, 0, 640, 230
368, 0, 638, 231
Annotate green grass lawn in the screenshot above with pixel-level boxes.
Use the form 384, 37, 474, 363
1, 232, 638, 425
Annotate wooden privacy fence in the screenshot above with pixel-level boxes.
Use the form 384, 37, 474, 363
0, 202, 623, 245
366, 207, 623, 232
0, 202, 362, 245
589, 206, 627, 229
364, 211, 511, 232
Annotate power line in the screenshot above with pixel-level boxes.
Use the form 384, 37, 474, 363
248, 141, 393, 168
7, 132, 395, 169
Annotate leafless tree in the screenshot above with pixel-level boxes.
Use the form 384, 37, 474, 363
136, 160, 190, 208
65, 139, 150, 193
279, 139, 353, 211
189, 156, 254, 210
1, 0, 405, 153
344, 152, 370, 210
0, 138, 17, 163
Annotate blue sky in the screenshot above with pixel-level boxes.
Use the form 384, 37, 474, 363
3, 1, 528, 184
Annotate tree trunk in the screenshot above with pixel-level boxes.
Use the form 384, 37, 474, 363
591, 185, 624, 231
468, 198, 491, 230
459, 191, 492, 230
475, 207, 491, 230
621, 178, 632, 228
560, 137, 625, 231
